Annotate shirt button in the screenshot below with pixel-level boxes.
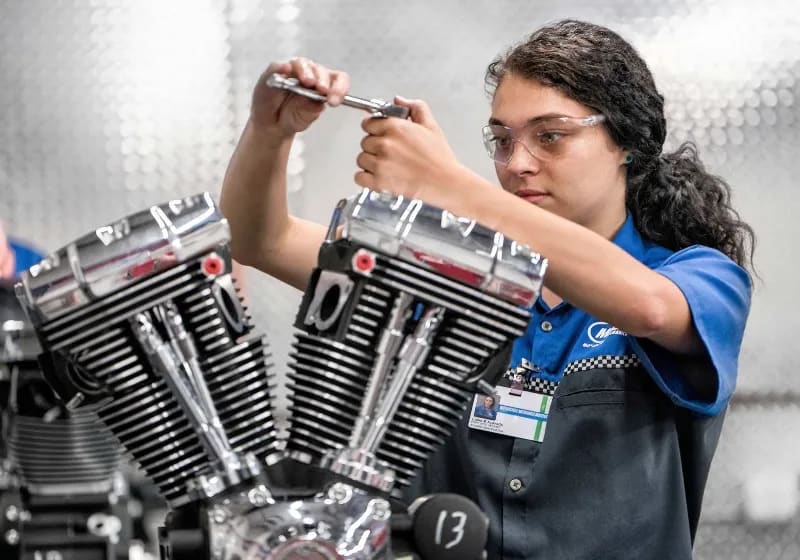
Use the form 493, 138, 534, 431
508, 478, 523, 492
540, 321, 553, 332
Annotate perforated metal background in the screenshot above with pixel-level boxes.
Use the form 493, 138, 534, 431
2, 0, 799, 555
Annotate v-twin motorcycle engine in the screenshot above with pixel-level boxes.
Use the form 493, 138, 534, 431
14, 190, 547, 560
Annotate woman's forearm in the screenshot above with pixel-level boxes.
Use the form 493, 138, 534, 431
448, 167, 698, 354
220, 120, 294, 265
220, 120, 325, 290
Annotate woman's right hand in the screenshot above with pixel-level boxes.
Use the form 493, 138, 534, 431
250, 57, 350, 137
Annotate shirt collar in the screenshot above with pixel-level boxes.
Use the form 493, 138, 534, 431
610, 212, 647, 259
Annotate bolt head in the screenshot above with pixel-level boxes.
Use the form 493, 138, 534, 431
5, 529, 19, 546
247, 486, 271, 508
5, 505, 18, 522
371, 499, 391, 521
327, 482, 353, 504
211, 507, 227, 524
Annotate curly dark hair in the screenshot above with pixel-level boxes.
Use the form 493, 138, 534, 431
485, 19, 755, 273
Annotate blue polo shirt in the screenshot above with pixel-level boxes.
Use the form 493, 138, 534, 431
407, 214, 752, 560
510, 212, 751, 416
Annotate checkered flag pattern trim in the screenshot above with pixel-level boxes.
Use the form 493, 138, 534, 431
563, 354, 641, 376
525, 376, 558, 396
502, 367, 558, 396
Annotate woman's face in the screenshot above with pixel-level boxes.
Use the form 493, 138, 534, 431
483, 396, 495, 408
490, 73, 628, 236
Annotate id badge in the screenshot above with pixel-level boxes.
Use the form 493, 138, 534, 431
468, 363, 555, 442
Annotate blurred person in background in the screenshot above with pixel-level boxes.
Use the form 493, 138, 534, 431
0, 222, 43, 280
220, 19, 755, 560
0, 224, 13, 279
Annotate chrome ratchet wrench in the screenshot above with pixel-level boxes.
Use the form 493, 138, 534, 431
266, 73, 410, 119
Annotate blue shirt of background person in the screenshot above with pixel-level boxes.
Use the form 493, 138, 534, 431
10, 239, 44, 278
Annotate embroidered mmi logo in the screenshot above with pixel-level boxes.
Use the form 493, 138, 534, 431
582, 321, 628, 348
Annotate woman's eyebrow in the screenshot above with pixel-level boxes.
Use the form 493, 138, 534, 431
488, 112, 571, 126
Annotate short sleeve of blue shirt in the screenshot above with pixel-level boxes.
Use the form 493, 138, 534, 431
629, 245, 751, 416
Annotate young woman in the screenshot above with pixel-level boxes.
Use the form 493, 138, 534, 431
221, 19, 754, 560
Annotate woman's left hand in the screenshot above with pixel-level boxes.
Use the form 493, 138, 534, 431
354, 96, 466, 208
